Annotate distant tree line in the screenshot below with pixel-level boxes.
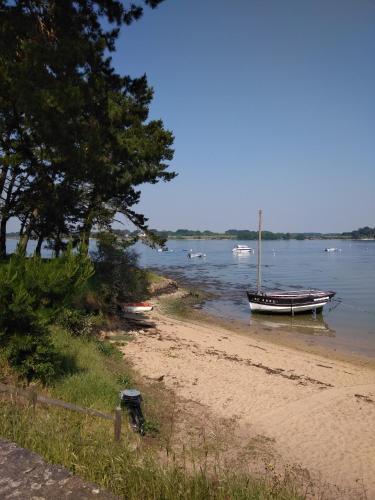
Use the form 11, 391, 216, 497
142, 227, 375, 241
344, 226, 375, 240
105, 228, 331, 240
9, 226, 374, 241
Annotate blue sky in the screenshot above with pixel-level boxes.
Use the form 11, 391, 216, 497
7, 0, 373, 234
111, 0, 375, 233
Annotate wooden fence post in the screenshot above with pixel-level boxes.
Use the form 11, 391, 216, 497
114, 406, 122, 442
30, 390, 37, 413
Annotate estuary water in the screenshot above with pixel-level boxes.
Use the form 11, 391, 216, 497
136, 239, 375, 357
6, 237, 375, 357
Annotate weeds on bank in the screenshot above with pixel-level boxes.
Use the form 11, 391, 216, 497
0, 398, 302, 500
0, 327, 304, 499
159, 289, 208, 320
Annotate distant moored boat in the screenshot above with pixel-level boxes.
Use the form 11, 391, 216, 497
188, 251, 206, 258
232, 244, 254, 254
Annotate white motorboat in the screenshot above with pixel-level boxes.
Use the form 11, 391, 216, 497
232, 244, 254, 254
324, 248, 341, 252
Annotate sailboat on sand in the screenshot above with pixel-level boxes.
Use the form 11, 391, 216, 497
246, 210, 335, 315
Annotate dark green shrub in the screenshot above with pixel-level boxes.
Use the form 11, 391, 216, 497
92, 232, 150, 311
7, 333, 58, 384
0, 248, 94, 383
21, 245, 94, 315
58, 309, 95, 337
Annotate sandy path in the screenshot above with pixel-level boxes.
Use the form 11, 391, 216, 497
121, 310, 375, 498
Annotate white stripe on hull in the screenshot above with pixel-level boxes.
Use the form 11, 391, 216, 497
123, 306, 153, 313
249, 301, 328, 313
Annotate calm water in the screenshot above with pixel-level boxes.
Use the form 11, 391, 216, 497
136, 239, 375, 357
6, 238, 375, 356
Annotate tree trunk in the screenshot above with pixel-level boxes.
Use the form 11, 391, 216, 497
80, 207, 95, 251
18, 231, 30, 255
80, 222, 92, 250
18, 208, 38, 255
0, 167, 16, 258
0, 216, 8, 259
80, 191, 100, 252
0, 165, 9, 198
35, 234, 44, 257
54, 232, 64, 257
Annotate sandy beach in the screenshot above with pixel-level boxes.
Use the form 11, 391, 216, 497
120, 295, 375, 498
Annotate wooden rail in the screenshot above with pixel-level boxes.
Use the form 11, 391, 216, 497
0, 382, 122, 441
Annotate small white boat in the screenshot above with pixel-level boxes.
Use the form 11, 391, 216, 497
232, 244, 254, 254
122, 302, 153, 313
324, 248, 341, 253
188, 252, 206, 258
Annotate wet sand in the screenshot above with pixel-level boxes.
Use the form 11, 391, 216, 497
121, 294, 375, 498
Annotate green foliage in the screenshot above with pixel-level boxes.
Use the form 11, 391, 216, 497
350, 226, 375, 239
0, 400, 303, 500
0, 0, 175, 257
0, 248, 93, 383
57, 309, 95, 338
117, 373, 133, 387
143, 418, 160, 436
0, 246, 93, 319
50, 327, 121, 410
95, 339, 118, 357
92, 232, 150, 311
0, 326, 303, 499
137, 228, 327, 240
6, 333, 58, 384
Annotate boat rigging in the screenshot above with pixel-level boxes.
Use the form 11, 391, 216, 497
247, 210, 336, 315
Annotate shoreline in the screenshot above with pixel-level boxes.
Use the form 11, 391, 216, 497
120, 289, 375, 498
149, 272, 375, 363
191, 305, 375, 368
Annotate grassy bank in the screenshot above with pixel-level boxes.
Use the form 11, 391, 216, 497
0, 326, 303, 499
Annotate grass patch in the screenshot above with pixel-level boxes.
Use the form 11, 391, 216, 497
0, 327, 304, 499
50, 327, 121, 411
146, 270, 165, 284
0, 398, 302, 499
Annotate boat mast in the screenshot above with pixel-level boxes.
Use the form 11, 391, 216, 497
257, 209, 262, 293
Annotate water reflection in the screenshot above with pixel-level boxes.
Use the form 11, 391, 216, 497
249, 313, 335, 337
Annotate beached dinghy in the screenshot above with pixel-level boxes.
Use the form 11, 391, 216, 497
247, 210, 335, 315
122, 302, 153, 313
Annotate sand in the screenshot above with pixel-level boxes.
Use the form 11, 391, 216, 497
120, 301, 375, 498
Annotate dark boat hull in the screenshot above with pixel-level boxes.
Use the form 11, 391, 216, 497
246, 290, 335, 314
